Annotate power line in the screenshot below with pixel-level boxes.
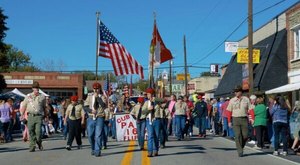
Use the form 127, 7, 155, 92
191, 0, 288, 66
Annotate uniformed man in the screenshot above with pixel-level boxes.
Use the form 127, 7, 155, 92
130, 97, 147, 150
142, 88, 161, 157
84, 82, 107, 157
227, 85, 251, 157
20, 81, 47, 152
64, 95, 85, 150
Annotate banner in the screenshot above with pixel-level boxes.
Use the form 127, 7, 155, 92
115, 114, 137, 141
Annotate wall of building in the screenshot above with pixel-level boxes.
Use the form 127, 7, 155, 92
1, 72, 84, 99
188, 76, 220, 94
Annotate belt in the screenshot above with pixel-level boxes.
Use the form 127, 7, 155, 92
28, 113, 42, 117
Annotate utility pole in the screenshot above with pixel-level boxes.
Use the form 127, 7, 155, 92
183, 35, 188, 96
169, 60, 172, 96
248, 0, 254, 94
95, 12, 100, 81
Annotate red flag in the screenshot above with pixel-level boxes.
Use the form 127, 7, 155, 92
150, 22, 173, 64
98, 21, 144, 79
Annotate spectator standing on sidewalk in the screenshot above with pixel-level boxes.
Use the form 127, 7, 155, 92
290, 100, 300, 153
271, 95, 289, 156
227, 85, 251, 157
252, 94, 267, 149
0, 96, 12, 143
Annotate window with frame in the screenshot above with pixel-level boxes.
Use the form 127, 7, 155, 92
294, 27, 300, 60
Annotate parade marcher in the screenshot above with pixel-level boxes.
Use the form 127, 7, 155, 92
193, 95, 208, 138
142, 88, 160, 157
109, 102, 117, 139
65, 96, 85, 150
102, 105, 110, 149
271, 95, 289, 156
184, 95, 194, 137
20, 81, 47, 152
84, 82, 107, 157
154, 98, 167, 148
130, 97, 147, 150
62, 98, 71, 140
161, 99, 172, 147
227, 85, 251, 157
174, 96, 187, 141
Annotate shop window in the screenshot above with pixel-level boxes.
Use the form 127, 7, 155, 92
293, 27, 300, 60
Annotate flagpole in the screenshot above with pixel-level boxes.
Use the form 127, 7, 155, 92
130, 74, 133, 96
150, 12, 156, 89
95, 11, 100, 81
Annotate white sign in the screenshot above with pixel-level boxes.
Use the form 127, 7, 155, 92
5, 79, 33, 85
210, 64, 219, 73
115, 114, 138, 141
225, 42, 239, 52
162, 70, 168, 80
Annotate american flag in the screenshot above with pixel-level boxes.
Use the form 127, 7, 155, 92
98, 21, 144, 79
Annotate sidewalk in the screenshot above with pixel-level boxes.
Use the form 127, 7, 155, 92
222, 135, 300, 163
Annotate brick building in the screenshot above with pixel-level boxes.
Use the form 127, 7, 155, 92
1, 72, 84, 99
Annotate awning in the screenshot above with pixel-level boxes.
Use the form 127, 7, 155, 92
265, 82, 300, 94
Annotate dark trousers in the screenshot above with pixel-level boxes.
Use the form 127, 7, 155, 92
1, 122, 9, 142
160, 118, 168, 146
273, 122, 288, 152
67, 119, 82, 146
232, 117, 248, 154
254, 125, 266, 148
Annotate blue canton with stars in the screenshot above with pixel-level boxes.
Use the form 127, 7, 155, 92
100, 21, 120, 44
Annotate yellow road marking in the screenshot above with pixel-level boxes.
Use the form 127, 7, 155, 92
142, 142, 151, 165
121, 140, 135, 165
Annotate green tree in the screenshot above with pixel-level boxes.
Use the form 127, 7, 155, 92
134, 80, 149, 92
6, 44, 31, 71
0, 74, 7, 93
0, 8, 8, 52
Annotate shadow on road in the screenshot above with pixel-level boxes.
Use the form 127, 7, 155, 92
211, 147, 236, 151
0, 147, 28, 153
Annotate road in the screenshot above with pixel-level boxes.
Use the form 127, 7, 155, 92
0, 133, 299, 165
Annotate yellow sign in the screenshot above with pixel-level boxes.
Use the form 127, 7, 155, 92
176, 74, 190, 81
237, 48, 260, 64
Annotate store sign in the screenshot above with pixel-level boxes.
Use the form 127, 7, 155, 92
237, 48, 260, 64
225, 42, 239, 52
5, 79, 33, 85
176, 74, 190, 81
210, 64, 219, 73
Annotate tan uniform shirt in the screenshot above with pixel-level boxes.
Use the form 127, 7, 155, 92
130, 103, 147, 120
227, 96, 251, 117
22, 92, 46, 115
174, 102, 187, 116
84, 93, 106, 117
65, 104, 84, 120
154, 105, 165, 118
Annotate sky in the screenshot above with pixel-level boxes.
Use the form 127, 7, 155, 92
0, 0, 299, 81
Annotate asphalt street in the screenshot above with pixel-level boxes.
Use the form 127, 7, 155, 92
0, 133, 299, 165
